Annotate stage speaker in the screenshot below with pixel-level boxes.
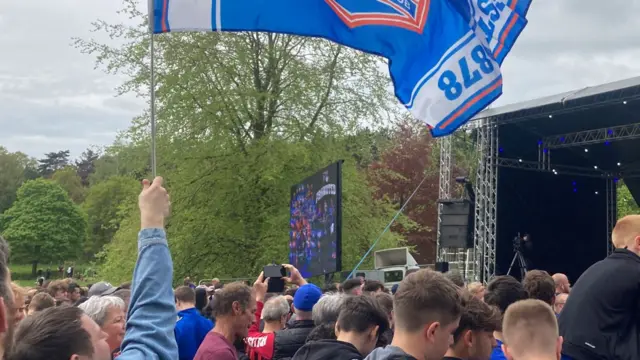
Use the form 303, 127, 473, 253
435, 262, 449, 273
439, 199, 474, 248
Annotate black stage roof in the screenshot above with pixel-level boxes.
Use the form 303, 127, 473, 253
472, 76, 640, 204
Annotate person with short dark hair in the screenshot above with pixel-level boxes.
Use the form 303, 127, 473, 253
373, 292, 394, 347
68, 282, 82, 303
366, 269, 462, 360
9, 305, 112, 360
483, 276, 528, 360
445, 271, 465, 288
294, 295, 389, 360
26, 292, 55, 315
363, 280, 384, 294
341, 279, 363, 296
445, 293, 501, 360
522, 270, 555, 306
502, 300, 562, 360
175, 286, 213, 360
194, 282, 256, 360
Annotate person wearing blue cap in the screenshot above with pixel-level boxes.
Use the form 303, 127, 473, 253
271, 265, 322, 360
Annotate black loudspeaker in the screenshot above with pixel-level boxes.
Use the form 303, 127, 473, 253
435, 262, 449, 273
439, 199, 474, 248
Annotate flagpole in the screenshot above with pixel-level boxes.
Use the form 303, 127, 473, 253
150, 32, 157, 178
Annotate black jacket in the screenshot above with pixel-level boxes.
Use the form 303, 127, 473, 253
559, 249, 640, 360
292, 340, 362, 360
273, 320, 315, 360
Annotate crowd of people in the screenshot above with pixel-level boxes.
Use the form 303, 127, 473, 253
0, 177, 637, 360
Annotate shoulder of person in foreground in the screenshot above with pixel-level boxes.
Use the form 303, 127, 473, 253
118, 177, 178, 360
195, 345, 237, 360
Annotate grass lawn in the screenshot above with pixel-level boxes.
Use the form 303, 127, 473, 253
9, 263, 93, 288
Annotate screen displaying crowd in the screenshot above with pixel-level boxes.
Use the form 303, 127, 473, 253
289, 163, 340, 278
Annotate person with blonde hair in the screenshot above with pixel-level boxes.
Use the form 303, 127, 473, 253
559, 215, 640, 360
467, 282, 485, 301
10, 283, 26, 325
502, 299, 562, 360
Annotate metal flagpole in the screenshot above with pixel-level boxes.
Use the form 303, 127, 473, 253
149, 33, 157, 178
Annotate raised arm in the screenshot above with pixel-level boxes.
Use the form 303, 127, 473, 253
118, 177, 178, 360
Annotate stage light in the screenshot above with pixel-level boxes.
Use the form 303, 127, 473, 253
623, 101, 627, 105
614, 178, 619, 183
499, 147, 504, 153
617, 162, 621, 166
560, 137, 565, 142
573, 188, 578, 193
584, 148, 589, 152
595, 191, 599, 195
537, 140, 543, 145
548, 115, 553, 118
572, 181, 576, 185
605, 141, 611, 146
518, 159, 523, 163
594, 165, 598, 169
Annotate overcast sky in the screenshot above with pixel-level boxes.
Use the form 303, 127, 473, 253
1, 0, 639, 160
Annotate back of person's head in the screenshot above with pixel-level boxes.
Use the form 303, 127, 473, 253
322, 283, 338, 294
522, 270, 555, 306
612, 214, 640, 251
484, 276, 528, 315
262, 296, 289, 328
341, 279, 363, 295
312, 293, 345, 325
111, 289, 131, 310
9, 305, 110, 360
393, 269, 462, 359
551, 273, 570, 294
444, 271, 465, 288
195, 287, 209, 313
46, 280, 68, 298
335, 295, 389, 356
373, 291, 393, 318
175, 285, 196, 306
27, 292, 55, 315
501, 299, 562, 360
450, 292, 501, 359
363, 280, 385, 293
467, 282, 485, 300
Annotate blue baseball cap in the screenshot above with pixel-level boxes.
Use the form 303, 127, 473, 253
293, 284, 322, 311
391, 284, 399, 295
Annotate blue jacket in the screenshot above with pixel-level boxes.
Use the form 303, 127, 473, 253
118, 228, 179, 360
175, 308, 214, 360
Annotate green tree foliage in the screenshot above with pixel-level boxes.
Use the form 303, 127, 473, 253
0, 147, 38, 214
83, 176, 140, 257
78, 1, 409, 282
617, 182, 640, 219
52, 167, 86, 204
0, 179, 87, 275
38, 150, 70, 178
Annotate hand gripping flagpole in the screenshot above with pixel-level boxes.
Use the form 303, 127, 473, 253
148, 2, 157, 178
346, 173, 429, 279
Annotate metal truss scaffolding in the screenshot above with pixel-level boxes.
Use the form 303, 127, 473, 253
436, 136, 468, 276
543, 122, 640, 149
473, 118, 499, 283
606, 179, 616, 255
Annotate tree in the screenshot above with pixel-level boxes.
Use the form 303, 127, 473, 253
76, 148, 100, 187
52, 167, 86, 204
38, 150, 70, 178
369, 119, 439, 264
0, 147, 38, 214
76, 2, 409, 283
83, 176, 140, 257
0, 179, 87, 275
618, 182, 640, 219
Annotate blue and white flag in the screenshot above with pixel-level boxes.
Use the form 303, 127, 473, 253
149, 0, 531, 136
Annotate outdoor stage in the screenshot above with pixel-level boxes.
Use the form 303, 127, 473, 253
437, 76, 640, 283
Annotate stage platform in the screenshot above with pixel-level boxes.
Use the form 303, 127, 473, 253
438, 76, 640, 283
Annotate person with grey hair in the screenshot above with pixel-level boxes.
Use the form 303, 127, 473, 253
79, 295, 126, 357
307, 293, 347, 342
247, 276, 292, 360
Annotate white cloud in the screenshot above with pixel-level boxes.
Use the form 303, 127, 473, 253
1, 0, 639, 160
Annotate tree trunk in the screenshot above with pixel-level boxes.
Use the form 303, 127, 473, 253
31, 260, 38, 277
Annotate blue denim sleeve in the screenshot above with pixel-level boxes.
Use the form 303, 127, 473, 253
118, 228, 178, 360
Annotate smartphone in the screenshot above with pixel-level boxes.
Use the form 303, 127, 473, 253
263, 265, 286, 293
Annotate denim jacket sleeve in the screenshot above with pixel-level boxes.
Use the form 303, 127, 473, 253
117, 228, 179, 360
